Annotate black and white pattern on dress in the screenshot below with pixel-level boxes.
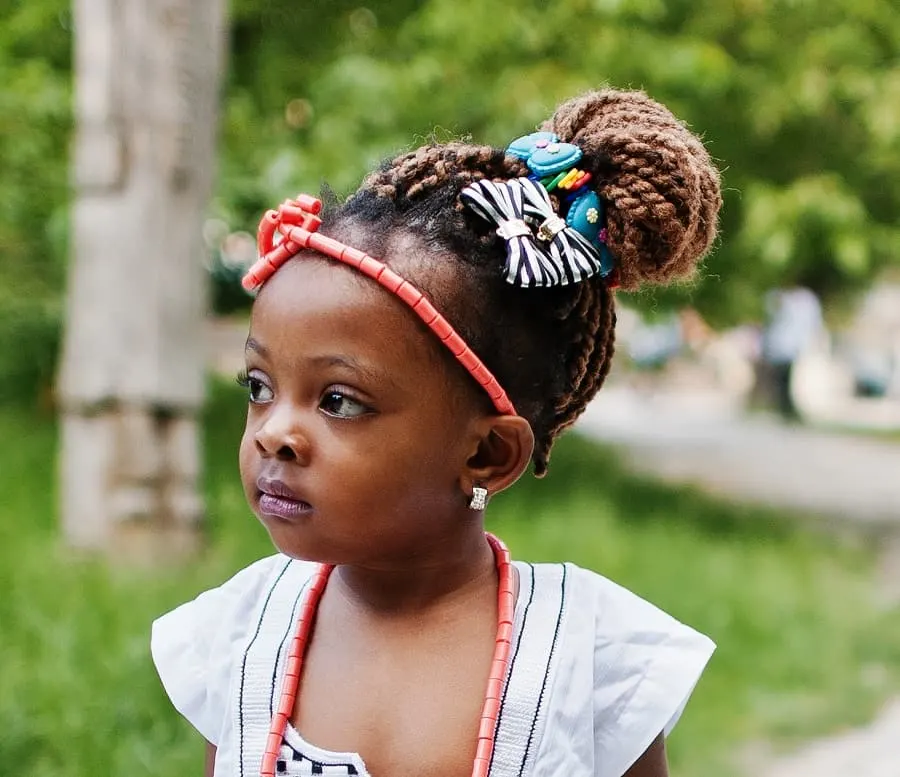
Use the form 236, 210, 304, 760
488, 562, 567, 777
276, 723, 368, 776
275, 743, 359, 776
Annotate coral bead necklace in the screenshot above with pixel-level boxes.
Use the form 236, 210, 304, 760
261, 533, 516, 777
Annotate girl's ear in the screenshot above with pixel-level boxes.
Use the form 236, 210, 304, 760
461, 415, 535, 499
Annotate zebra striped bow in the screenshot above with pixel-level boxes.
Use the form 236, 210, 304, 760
461, 178, 605, 288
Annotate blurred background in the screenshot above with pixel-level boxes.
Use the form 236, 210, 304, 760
1, 1, 899, 775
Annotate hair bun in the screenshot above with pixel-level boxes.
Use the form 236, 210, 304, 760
542, 89, 722, 290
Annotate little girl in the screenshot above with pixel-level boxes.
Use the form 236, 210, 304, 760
152, 88, 722, 777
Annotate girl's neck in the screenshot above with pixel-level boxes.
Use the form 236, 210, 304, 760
332, 526, 498, 617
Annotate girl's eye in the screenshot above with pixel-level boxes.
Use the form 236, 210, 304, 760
236, 371, 274, 404
319, 391, 370, 419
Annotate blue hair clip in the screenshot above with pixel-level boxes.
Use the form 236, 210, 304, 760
502, 132, 618, 284
506, 132, 583, 177
507, 132, 558, 159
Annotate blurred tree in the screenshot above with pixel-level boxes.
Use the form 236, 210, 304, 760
57, 0, 225, 557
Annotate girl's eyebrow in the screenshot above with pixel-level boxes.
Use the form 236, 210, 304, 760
245, 336, 268, 357
307, 354, 399, 390
245, 337, 400, 391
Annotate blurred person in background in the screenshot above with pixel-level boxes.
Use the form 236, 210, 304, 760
759, 284, 825, 420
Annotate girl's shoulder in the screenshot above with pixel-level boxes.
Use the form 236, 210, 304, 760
150, 554, 315, 745
556, 560, 713, 655
509, 560, 714, 777
517, 559, 714, 664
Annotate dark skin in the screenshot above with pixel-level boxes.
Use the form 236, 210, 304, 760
204, 255, 669, 776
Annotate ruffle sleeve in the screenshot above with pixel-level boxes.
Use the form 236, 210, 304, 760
150, 554, 288, 745
589, 572, 715, 777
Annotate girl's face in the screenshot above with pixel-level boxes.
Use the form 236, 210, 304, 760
238, 257, 483, 565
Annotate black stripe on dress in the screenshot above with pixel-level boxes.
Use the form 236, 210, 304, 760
238, 559, 293, 777
269, 576, 312, 720
488, 562, 535, 776
517, 563, 567, 777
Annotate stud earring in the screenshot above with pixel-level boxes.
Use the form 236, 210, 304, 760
469, 486, 488, 511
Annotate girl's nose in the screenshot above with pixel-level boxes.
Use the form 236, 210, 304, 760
254, 407, 312, 464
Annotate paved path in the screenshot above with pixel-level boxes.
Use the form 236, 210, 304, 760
758, 699, 900, 777
577, 386, 900, 530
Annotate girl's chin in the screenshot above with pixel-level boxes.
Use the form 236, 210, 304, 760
258, 521, 333, 564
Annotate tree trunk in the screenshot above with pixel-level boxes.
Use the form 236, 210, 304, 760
59, 0, 226, 559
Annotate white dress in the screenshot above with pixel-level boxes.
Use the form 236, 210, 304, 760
151, 554, 714, 777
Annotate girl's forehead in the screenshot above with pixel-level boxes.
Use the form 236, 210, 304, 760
249, 257, 442, 371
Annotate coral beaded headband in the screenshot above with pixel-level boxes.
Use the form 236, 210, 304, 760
242, 194, 517, 416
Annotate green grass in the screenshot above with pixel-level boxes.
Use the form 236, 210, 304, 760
2, 383, 899, 777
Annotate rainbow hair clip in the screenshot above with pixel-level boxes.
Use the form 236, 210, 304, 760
504, 131, 617, 285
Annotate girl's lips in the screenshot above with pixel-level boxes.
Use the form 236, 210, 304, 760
256, 477, 312, 520
258, 493, 312, 521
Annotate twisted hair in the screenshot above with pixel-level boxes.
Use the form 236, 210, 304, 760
323, 89, 721, 475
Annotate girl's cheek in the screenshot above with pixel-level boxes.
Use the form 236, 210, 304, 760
238, 432, 257, 478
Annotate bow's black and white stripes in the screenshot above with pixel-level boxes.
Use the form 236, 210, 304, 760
460, 178, 605, 288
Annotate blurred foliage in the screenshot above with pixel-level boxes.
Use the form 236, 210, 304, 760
0, 1, 69, 406
0, 298, 61, 407
0, 0, 70, 302
1, 0, 898, 339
